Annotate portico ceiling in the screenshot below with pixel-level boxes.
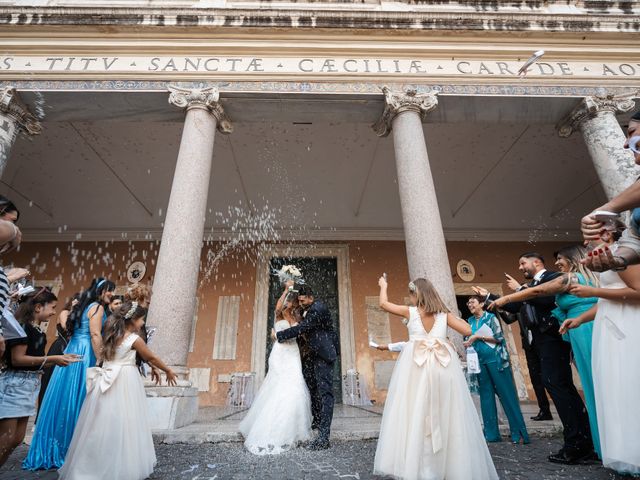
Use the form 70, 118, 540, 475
3, 91, 611, 242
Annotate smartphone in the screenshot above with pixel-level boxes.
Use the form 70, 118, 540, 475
593, 210, 621, 230
383, 273, 387, 280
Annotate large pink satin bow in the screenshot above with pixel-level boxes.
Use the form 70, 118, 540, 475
412, 337, 452, 454
412, 337, 452, 368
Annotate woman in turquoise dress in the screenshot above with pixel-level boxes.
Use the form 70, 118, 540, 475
464, 296, 529, 444
23, 278, 115, 470
490, 244, 600, 456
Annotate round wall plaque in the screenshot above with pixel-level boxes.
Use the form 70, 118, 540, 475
456, 259, 476, 282
127, 261, 146, 283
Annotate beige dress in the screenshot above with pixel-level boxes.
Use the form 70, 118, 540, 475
374, 308, 498, 480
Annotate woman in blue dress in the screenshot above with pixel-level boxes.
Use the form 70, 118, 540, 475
464, 296, 529, 444
490, 245, 600, 456
23, 277, 115, 470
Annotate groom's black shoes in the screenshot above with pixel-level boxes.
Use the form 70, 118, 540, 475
548, 447, 598, 465
531, 410, 553, 421
305, 439, 330, 451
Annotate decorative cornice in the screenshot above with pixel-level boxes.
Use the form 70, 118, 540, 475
372, 86, 438, 137
0, 6, 640, 34
557, 94, 637, 137
1, 81, 639, 98
167, 85, 233, 133
0, 87, 41, 136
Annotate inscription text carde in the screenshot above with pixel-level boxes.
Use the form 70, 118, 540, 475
0, 56, 639, 78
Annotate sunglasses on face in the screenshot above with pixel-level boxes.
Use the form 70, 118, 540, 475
628, 135, 640, 154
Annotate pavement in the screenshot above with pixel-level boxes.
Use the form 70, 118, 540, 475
2, 402, 631, 479
2, 437, 631, 479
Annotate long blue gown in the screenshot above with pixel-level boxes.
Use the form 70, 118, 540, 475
467, 312, 529, 444
552, 273, 600, 457
23, 302, 106, 470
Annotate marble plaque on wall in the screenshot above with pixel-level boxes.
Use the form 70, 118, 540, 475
212, 296, 241, 360
188, 367, 211, 392
366, 296, 391, 345
374, 360, 397, 390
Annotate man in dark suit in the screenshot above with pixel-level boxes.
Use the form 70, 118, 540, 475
275, 285, 339, 450
295, 321, 321, 433
483, 252, 594, 465
501, 273, 552, 421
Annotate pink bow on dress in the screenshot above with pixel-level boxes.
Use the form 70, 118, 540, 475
412, 337, 453, 454
412, 337, 452, 368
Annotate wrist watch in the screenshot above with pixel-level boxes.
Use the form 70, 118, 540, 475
612, 255, 629, 271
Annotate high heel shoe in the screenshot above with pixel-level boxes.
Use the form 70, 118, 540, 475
511, 434, 530, 445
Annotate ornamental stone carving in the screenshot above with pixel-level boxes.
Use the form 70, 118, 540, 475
372, 86, 438, 137
0, 87, 42, 136
557, 95, 636, 138
167, 85, 233, 134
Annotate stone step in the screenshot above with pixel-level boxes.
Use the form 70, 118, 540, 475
152, 403, 563, 445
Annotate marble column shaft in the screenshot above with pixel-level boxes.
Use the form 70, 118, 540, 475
147, 86, 232, 368
373, 88, 458, 315
0, 87, 41, 177
558, 96, 636, 200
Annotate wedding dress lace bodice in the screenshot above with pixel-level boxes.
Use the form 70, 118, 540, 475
275, 320, 291, 332
275, 320, 298, 344
407, 307, 447, 340
105, 333, 138, 367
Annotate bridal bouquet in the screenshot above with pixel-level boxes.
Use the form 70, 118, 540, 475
275, 264, 303, 285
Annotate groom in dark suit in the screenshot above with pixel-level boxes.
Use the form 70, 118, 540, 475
275, 284, 339, 450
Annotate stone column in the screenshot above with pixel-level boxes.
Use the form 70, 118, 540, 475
145, 85, 232, 430
557, 95, 636, 199
373, 87, 458, 318
0, 87, 42, 177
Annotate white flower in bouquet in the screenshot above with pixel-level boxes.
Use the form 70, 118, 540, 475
275, 264, 303, 284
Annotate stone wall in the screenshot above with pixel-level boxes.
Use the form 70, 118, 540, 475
10, 238, 571, 406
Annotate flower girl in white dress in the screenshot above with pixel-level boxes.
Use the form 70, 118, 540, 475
239, 282, 312, 455
374, 276, 498, 480
59, 302, 177, 480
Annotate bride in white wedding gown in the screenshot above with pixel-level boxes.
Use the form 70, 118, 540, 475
239, 284, 312, 455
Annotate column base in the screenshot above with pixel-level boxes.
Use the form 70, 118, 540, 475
145, 366, 199, 430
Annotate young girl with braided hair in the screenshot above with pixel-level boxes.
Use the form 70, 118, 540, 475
59, 302, 177, 480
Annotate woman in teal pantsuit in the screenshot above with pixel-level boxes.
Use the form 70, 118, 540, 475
490, 244, 600, 457
465, 296, 529, 444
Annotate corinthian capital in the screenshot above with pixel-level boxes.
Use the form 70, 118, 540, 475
372, 87, 438, 137
0, 87, 42, 136
168, 85, 233, 134
557, 95, 636, 138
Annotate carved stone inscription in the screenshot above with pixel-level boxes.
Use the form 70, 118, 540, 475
366, 296, 392, 345
1, 56, 639, 78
